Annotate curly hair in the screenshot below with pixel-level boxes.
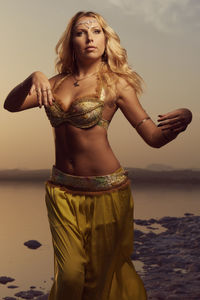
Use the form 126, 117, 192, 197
55, 11, 143, 97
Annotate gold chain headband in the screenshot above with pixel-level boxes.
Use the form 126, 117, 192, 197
76, 19, 98, 29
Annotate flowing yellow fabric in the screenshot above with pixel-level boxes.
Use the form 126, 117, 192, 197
45, 181, 147, 300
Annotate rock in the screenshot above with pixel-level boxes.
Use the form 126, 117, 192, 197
134, 229, 144, 238
3, 297, 17, 300
133, 215, 200, 299
4, 215, 199, 300
7, 285, 18, 289
0, 276, 15, 284
146, 231, 157, 238
146, 226, 158, 230
184, 213, 194, 216
134, 219, 151, 226
188, 264, 200, 272
36, 295, 49, 300
147, 218, 158, 224
24, 240, 42, 249
15, 290, 44, 299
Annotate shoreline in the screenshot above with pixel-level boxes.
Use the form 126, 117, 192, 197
0, 168, 200, 186
2, 213, 200, 300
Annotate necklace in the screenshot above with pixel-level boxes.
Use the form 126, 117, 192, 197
73, 71, 98, 87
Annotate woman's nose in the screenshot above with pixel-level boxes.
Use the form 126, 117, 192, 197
86, 33, 93, 43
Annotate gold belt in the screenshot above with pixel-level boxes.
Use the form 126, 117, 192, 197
49, 166, 129, 192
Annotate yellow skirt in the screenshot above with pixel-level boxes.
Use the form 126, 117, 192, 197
45, 167, 147, 300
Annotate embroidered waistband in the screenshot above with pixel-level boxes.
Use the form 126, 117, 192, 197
49, 166, 129, 192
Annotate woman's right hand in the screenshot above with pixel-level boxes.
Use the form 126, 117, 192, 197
29, 71, 53, 108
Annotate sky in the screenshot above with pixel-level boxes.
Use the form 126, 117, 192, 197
0, 0, 199, 170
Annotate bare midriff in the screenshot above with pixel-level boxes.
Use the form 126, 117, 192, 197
54, 123, 121, 176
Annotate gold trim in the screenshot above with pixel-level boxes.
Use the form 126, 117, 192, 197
46, 179, 130, 196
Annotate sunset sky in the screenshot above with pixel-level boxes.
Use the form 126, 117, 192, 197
1, 0, 199, 170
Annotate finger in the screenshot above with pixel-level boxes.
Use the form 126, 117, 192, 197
41, 89, 48, 107
173, 125, 187, 133
157, 114, 166, 121
46, 88, 53, 105
157, 113, 180, 122
29, 84, 36, 95
184, 117, 192, 125
157, 118, 180, 127
161, 122, 185, 131
36, 89, 42, 108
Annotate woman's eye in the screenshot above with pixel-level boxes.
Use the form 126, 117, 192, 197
76, 31, 83, 36
94, 29, 101, 34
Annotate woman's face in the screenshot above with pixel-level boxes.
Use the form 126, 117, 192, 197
72, 17, 106, 63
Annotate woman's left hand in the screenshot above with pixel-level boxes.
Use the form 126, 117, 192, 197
157, 108, 192, 133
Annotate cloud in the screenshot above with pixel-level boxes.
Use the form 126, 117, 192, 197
108, 0, 200, 33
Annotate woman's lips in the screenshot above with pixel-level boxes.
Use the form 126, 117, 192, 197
85, 46, 97, 50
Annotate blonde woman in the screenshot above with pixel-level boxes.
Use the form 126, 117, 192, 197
4, 11, 192, 300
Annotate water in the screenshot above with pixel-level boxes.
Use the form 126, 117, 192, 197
0, 182, 53, 298
0, 182, 199, 299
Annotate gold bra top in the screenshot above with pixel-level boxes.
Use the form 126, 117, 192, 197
45, 74, 109, 130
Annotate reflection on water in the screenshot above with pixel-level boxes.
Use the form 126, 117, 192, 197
132, 184, 200, 219
1, 182, 53, 298
0, 182, 199, 298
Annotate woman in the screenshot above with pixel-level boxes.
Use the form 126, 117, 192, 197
4, 11, 192, 300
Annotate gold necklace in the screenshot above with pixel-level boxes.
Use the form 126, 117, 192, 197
73, 72, 98, 87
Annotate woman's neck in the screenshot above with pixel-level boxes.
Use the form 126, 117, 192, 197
75, 59, 103, 77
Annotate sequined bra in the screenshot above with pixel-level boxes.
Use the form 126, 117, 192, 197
45, 74, 109, 129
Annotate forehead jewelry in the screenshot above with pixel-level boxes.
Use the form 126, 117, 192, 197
76, 19, 98, 29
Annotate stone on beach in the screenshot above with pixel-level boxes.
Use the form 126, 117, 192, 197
133, 214, 200, 299
24, 240, 42, 249
36, 294, 49, 300
3, 214, 200, 299
14, 289, 44, 299
0, 276, 15, 284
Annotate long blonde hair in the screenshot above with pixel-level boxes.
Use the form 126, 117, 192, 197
55, 11, 143, 97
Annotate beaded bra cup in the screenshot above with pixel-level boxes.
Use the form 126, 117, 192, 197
45, 73, 109, 129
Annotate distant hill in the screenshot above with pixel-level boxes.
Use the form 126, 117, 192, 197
0, 169, 50, 182
127, 168, 200, 185
0, 168, 200, 185
146, 163, 174, 171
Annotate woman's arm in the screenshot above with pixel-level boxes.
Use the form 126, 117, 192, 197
4, 71, 55, 112
116, 78, 192, 148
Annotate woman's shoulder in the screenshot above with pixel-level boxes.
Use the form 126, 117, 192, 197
49, 73, 71, 91
114, 70, 143, 98
49, 73, 69, 84
115, 76, 135, 97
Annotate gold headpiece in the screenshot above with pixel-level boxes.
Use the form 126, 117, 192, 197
76, 19, 98, 29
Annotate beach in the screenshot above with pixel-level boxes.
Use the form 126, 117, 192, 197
1, 171, 200, 300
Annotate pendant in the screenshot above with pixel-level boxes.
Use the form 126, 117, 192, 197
73, 81, 79, 87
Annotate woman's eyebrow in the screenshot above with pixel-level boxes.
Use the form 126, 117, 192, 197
74, 26, 101, 33
91, 25, 101, 29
